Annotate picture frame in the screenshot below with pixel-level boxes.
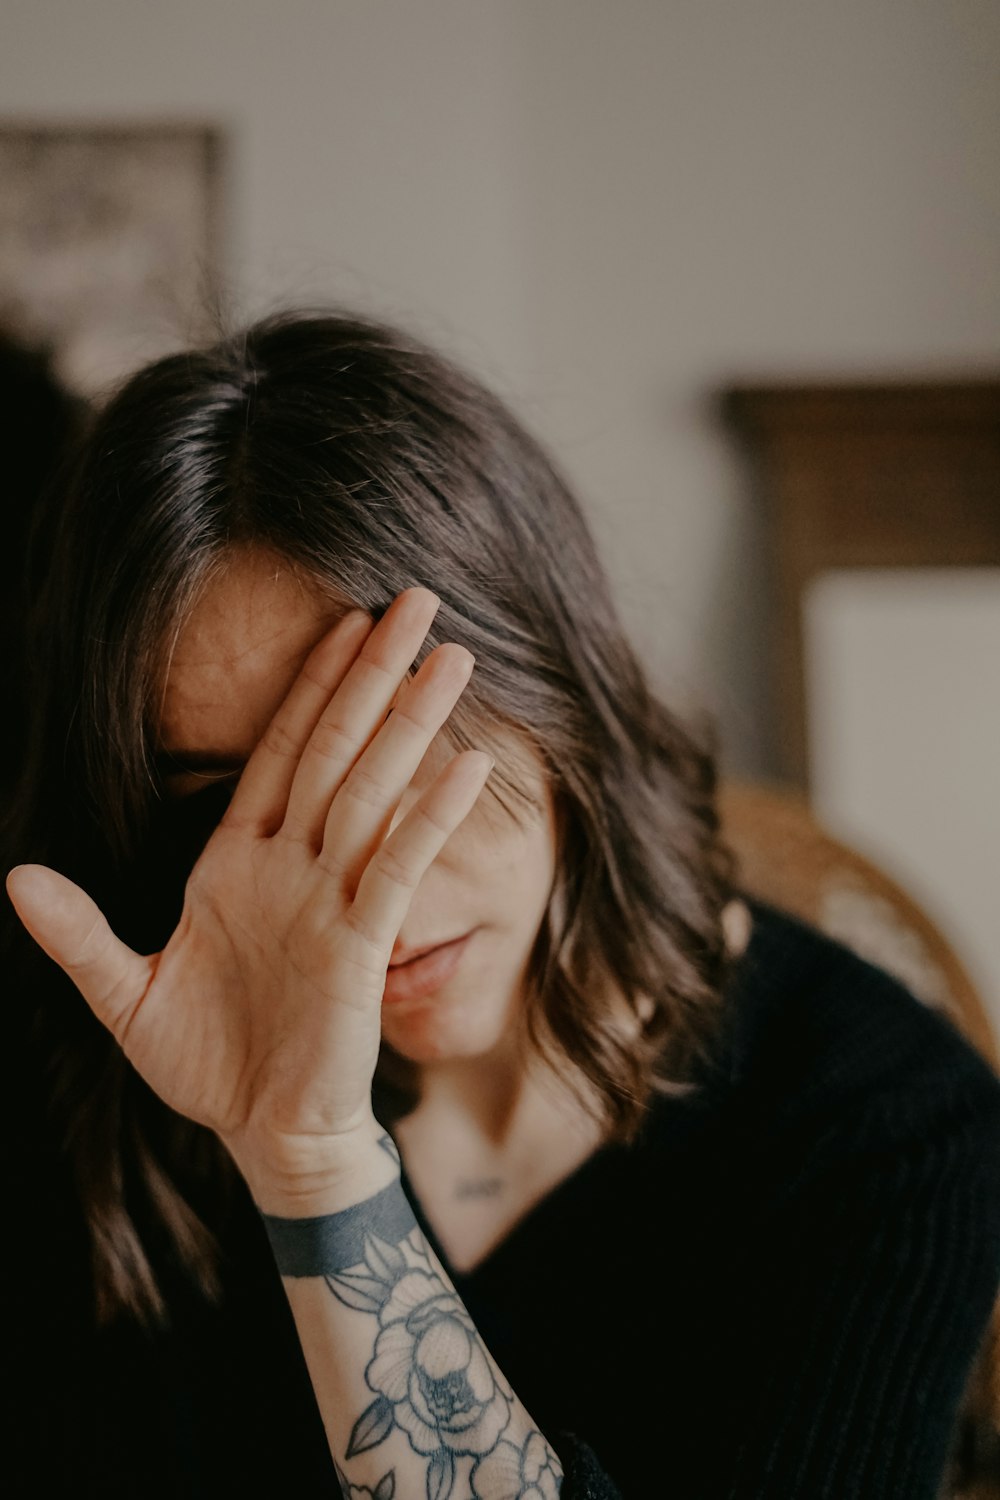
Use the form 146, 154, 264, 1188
0, 121, 223, 398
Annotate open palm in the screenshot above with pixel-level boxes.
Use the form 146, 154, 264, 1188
7, 588, 492, 1185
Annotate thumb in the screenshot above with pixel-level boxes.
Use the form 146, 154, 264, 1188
6, 864, 152, 1046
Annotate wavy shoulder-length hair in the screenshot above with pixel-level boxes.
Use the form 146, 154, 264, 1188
5, 309, 740, 1324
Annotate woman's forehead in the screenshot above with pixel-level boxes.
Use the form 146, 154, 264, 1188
155, 548, 548, 806
157, 551, 344, 762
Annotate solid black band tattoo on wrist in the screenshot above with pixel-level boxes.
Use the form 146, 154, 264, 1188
321, 1184, 565, 1500
260, 1176, 418, 1278
262, 1132, 564, 1499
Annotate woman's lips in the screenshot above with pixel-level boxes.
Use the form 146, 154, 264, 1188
382, 930, 475, 1006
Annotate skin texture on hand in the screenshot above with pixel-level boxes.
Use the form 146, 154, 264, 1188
6, 585, 495, 1197
5, 583, 567, 1497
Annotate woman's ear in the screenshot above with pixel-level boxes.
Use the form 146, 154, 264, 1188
722, 898, 752, 958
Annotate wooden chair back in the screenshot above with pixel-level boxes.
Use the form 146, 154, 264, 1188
718, 778, 1000, 1497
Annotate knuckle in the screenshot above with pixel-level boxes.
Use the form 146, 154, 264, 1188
412, 798, 451, 838
357, 651, 401, 690
308, 858, 346, 907
374, 841, 420, 890
309, 717, 361, 764
300, 639, 351, 689
343, 761, 386, 809
106, 972, 137, 1045
277, 818, 317, 852
298, 656, 331, 691
343, 905, 383, 953
387, 700, 428, 738
219, 802, 256, 833
261, 719, 300, 761
72, 911, 109, 974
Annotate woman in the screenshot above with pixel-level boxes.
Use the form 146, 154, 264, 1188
5, 310, 1000, 1499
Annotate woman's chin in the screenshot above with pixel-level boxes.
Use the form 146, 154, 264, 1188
382, 1020, 491, 1066
380, 995, 509, 1068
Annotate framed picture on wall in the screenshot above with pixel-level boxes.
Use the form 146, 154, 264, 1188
0, 121, 223, 399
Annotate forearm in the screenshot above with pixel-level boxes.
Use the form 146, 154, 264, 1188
254, 1133, 565, 1500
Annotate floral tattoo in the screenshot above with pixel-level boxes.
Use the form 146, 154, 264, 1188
263, 1137, 563, 1500
328, 1221, 562, 1499
262, 1140, 563, 1494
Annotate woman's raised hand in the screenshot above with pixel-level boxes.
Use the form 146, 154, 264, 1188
6, 588, 492, 1202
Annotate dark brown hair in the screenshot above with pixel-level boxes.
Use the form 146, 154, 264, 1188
5, 309, 740, 1324
0, 328, 83, 796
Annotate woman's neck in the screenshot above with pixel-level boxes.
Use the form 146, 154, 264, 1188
407, 1031, 580, 1139
391, 1043, 608, 1274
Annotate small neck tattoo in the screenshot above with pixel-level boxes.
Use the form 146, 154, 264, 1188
454, 1176, 505, 1201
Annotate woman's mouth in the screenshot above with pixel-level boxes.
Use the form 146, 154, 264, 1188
382, 930, 475, 1006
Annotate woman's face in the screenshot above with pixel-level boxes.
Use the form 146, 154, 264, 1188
156, 549, 560, 1069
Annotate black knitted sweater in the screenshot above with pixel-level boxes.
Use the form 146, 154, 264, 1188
8, 896, 1000, 1498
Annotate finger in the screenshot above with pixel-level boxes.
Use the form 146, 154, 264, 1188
342, 751, 494, 960
318, 643, 475, 883
6, 865, 152, 1047
280, 587, 442, 849
222, 607, 375, 835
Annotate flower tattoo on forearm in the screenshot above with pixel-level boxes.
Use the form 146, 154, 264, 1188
261, 1138, 564, 1500
328, 1218, 563, 1499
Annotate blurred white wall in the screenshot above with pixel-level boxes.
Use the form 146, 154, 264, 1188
805, 569, 1000, 1031
3, 0, 1000, 780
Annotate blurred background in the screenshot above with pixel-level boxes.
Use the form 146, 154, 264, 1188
2, 0, 999, 1034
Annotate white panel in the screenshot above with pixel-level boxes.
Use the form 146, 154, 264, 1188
803, 568, 1000, 1034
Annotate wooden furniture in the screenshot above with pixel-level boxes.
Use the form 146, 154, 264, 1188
719, 777, 1000, 1498
720, 380, 1000, 793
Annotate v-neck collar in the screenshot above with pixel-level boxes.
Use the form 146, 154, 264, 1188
397, 1129, 624, 1287
394, 893, 774, 1285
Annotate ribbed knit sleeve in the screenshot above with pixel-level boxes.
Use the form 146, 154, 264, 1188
546, 906, 1000, 1500
711, 1079, 1000, 1496
551, 1070, 1000, 1499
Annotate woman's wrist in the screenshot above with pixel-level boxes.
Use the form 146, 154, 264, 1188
259, 1172, 418, 1278
225, 1116, 401, 1218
